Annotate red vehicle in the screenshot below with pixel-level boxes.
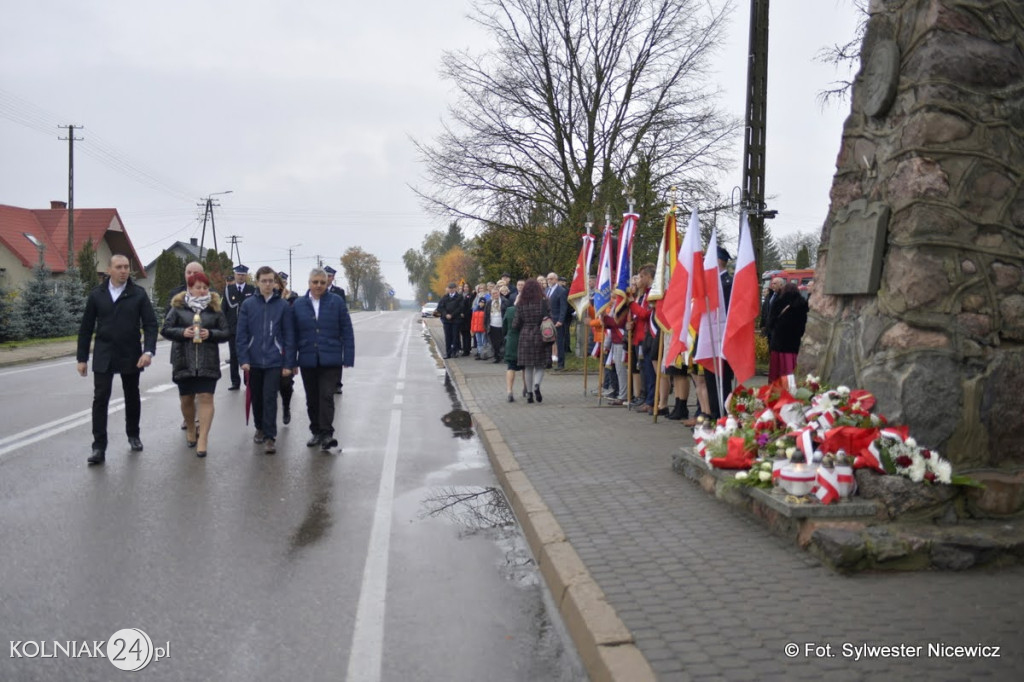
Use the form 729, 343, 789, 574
763, 269, 814, 297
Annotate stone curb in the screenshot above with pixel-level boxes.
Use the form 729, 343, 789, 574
438, 326, 656, 682
0, 340, 78, 368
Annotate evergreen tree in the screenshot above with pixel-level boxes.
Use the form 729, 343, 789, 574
10, 266, 70, 340
796, 244, 811, 269
60, 267, 89, 336
0, 286, 14, 342
153, 251, 186, 312
76, 237, 100, 289
761, 226, 783, 272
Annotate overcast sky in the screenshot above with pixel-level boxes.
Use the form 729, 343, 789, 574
0, 0, 861, 299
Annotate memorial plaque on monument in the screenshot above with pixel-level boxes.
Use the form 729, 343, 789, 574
824, 199, 890, 295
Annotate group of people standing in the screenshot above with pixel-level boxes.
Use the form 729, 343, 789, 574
437, 272, 576, 405
76, 254, 355, 464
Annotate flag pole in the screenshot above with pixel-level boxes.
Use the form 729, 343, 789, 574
626, 189, 636, 410
652, 191, 678, 423
582, 218, 593, 397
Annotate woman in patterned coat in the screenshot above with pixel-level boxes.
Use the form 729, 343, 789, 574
512, 278, 553, 404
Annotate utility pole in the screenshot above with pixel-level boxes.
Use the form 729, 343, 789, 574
741, 0, 776, 277
198, 190, 232, 259
227, 235, 243, 266
58, 124, 84, 266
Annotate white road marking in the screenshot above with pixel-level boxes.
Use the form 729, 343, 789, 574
0, 359, 77, 377
345, 319, 411, 682
392, 395, 403, 405
146, 383, 178, 393
0, 399, 143, 459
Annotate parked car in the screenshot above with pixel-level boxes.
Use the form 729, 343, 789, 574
420, 301, 438, 317
763, 268, 814, 298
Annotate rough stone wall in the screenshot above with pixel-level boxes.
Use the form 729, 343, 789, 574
799, 0, 1024, 468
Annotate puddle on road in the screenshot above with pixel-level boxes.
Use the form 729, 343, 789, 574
288, 489, 332, 552
420, 485, 537, 587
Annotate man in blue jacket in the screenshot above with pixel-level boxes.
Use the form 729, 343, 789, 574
292, 267, 355, 451
236, 266, 296, 454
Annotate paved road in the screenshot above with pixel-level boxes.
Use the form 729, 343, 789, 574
0, 313, 584, 681
431, 320, 1024, 681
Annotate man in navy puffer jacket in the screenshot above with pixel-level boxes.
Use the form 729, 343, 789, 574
291, 267, 355, 451
237, 266, 296, 454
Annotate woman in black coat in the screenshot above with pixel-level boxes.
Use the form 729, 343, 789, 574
161, 272, 230, 457
767, 283, 808, 381
512, 278, 554, 403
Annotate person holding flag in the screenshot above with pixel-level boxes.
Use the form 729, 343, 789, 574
627, 264, 658, 413
694, 231, 734, 420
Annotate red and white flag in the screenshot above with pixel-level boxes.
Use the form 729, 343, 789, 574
721, 213, 759, 387
659, 208, 704, 367
694, 226, 726, 372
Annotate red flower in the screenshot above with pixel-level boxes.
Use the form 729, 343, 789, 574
924, 472, 936, 482
735, 403, 747, 413
921, 449, 932, 460
896, 455, 914, 468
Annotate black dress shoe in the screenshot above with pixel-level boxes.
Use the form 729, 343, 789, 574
534, 385, 542, 403
128, 437, 144, 452
335, 386, 343, 395
282, 407, 291, 425
320, 437, 338, 451
87, 449, 105, 465
228, 384, 241, 391
306, 434, 322, 447
196, 450, 207, 458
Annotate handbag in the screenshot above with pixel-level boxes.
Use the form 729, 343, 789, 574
539, 316, 557, 343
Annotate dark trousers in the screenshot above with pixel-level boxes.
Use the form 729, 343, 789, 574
300, 366, 342, 437
250, 367, 282, 439
704, 361, 734, 420
640, 351, 656, 406
488, 325, 504, 360
555, 324, 568, 367
92, 371, 141, 451
460, 323, 471, 354
280, 372, 294, 409
228, 334, 241, 387
441, 319, 460, 357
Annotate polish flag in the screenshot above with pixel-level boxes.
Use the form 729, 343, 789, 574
694, 226, 726, 372
721, 213, 760, 387
662, 208, 704, 366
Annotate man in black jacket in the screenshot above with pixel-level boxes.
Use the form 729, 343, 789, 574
324, 265, 347, 394
224, 264, 256, 389
76, 254, 159, 465
437, 282, 464, 359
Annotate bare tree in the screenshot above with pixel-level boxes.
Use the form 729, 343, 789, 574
774, 230, 821, 265
415, 0, 738, 247
816, 0, 869, 107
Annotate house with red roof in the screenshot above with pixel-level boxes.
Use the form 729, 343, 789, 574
0, 201, 147, 290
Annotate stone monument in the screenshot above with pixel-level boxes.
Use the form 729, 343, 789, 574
799, 0, 1024, 470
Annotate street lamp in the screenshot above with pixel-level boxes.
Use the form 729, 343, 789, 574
23, 232, 45, 268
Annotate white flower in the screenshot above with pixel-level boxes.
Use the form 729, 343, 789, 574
775, 439, 786, 449
836, 386, 851, 396
870, 414, 882, 426
805, 374, 820, 385
905, 437, 917, 448
785, 447, 796, 459
735, 471, 749, 480
725, 417, 738, 432
758, 470, 772, 482
908, 457, 926, 483
760, 461, 773, 472
932, 459, 953, 484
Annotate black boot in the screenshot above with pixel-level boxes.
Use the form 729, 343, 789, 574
283, 404, 291, 425
667, 398, 687, 420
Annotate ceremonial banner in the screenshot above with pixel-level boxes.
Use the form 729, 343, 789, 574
611, 212, 638, 312
648, 210, 679, 302
567, 232, 596, 321
591, 225, 615, 316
